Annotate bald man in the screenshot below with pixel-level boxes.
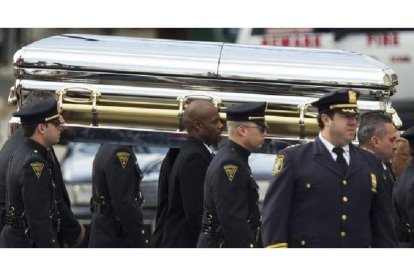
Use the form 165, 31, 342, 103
161, 100, 223, 247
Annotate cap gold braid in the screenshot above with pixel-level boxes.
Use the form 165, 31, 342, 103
45, 114, 60, 122
329, 104, 357, 110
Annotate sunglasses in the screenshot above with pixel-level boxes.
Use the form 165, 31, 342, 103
48, 121, 63, 127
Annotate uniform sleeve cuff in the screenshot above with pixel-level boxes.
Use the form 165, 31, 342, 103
266, 242, 288, 248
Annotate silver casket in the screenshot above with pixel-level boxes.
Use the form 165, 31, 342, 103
8, 34, 401, 153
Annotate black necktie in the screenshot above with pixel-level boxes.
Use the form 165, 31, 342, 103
333, 147, 348, 176
384, 162, 396, 182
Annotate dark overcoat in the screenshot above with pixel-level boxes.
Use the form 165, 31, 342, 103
162, 137, 213, 247
393, 162, 414, 246
151, 147, 179, 247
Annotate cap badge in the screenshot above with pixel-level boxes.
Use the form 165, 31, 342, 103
31, 162, 44, 179
223, 164, 238, 182
116, 152, 130, 169
272, 155, 285, 176
348, 90, 357, 104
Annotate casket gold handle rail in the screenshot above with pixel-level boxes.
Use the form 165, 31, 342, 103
56, 85, 101, 126
56, 85, 226, 132
54, 84, 322, 137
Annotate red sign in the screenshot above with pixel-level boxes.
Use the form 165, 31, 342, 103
367, 33, 399, 46
262, 34, 322, 48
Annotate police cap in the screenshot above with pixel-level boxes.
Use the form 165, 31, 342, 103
13, 99, 61, 126
226, 102, 268, 128
311, 89, 360, 114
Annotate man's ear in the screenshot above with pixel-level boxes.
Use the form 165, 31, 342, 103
37, 123, 46, 135
194, 120, 202, 130
371, 136, 380, 148
321, 113, 330, 127
237, 125, 247, 137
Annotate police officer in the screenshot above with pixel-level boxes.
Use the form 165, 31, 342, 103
197, 102, 267, 248
0, 99, 66, 247
88, 143, 150, 247
0, 91, 85, 247
262, 89, 397, 248
161, 100, 223, 248
358, 111, 398, 198
393, 126, 414, 247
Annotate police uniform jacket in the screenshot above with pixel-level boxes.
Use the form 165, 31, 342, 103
0, 129, 24, 232
0, 129, 82, 247
0, 138, 59, 248
393, 161, 414, 245
162, 137, 213, 247
47, 147, 83, 247
151, 147, 179, 248
381, 162, 396, 202
197, 140, 261, 248
88, 144, 149, 248
262, 137, 397, 248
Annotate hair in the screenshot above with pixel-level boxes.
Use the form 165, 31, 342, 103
226, 120, 252, 136
22, 125, 37, 137
316, 109, 335, 129
357, 111, 393, 146
226, 121, 239, 135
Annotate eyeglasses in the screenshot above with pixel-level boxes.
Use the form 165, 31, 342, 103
239, 125, 267, 134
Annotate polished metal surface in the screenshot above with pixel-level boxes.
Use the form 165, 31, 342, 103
219, 44, 397, 88
13, 34, 397, 94
13, 34, 223, 77
9, 34, 402, 151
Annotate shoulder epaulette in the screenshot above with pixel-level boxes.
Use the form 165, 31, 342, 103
360, 146, 375, 154
286, 144, 300, 149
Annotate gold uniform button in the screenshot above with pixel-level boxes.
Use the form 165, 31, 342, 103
305, 183, 311, 189
342, 180, 347, 185
343, 196, 348, 203
145, 239, 149, 244
141, 229, 145, 234
301, 240, 306, 246
342, 214, 347, 221
33, 150, 38, 153
341, 232, 346, 237
250, 243, 254, 248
